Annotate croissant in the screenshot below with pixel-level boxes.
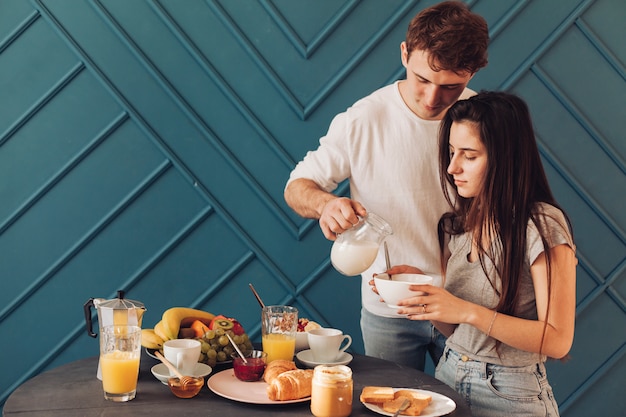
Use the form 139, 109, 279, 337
263, 359, 297, 384
266, 369, 314, 401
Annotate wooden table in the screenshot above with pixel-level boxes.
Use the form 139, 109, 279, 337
4, 350, 471, 416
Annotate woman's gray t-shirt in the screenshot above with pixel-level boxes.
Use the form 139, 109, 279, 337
444, 203, 575, 366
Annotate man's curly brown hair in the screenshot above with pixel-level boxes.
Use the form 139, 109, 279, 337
405, 1, 489, 75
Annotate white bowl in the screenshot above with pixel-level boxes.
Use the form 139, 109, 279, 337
374, 273, 433, 308
295, 332, 309, 352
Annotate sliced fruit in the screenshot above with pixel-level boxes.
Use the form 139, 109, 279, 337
209, 314, 245, 335
190, 319, 210, 338
210, 315, 234, 331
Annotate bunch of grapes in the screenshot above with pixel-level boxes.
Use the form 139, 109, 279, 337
196, 327, 253, 367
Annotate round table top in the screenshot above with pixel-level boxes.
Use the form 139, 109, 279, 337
4, 350, 471, 417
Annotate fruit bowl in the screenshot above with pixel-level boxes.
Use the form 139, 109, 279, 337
141, 309, 252, 368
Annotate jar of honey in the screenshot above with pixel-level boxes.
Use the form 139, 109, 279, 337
310, 365, 353, 417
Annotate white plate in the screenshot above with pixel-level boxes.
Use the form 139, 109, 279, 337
361, 388, 456, 417
151, 362, 213, 384
296, 349, 353, 368
207, 369, 310, 404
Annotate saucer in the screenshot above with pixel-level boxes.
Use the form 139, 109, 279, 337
296, 349, 353, 368
151, 363, 212, 384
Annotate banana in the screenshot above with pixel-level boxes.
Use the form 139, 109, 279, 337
161, 307, 215, 341
154, 320, 169, 341
141, 329, 164, 350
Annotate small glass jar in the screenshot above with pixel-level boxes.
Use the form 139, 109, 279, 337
310, 365, 353, 417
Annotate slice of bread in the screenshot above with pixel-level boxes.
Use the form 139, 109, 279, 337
382, 390, 432, 416
359, 386, 395, 403
394, 389, 432, 407
382, 397, 411, 414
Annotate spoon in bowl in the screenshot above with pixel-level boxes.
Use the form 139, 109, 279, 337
384, 241, 392, 279
226, 332, 248, 364
249, 283, 266, 308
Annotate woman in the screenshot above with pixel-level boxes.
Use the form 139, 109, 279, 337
389, 91, 577, 416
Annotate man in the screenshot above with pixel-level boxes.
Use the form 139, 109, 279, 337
284, 1, 489, 370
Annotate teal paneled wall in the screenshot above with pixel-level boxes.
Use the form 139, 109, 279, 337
0, 1, 624, 415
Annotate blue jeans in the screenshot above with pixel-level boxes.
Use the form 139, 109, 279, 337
360, 308, 446, 371
436, 347, 560, 417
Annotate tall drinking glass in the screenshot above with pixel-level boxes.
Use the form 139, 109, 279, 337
261, 306, 298, 363
100, 325, 142, 402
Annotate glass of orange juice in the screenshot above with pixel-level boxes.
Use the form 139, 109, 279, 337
262, 306, 298, 363
100, 325, 141, 402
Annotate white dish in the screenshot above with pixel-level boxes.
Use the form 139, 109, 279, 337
361, 388, 456, 417
296, 349, 353, 368
374, 273, 433, 308
151, 362, 213, 384
207, 369, 310, 404
295, 332, 309, 352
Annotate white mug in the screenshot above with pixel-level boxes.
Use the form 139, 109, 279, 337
163, 339, 201, 376
307, 328, 352, 363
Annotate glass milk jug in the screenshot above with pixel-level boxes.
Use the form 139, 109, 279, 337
330, 212, 392, 276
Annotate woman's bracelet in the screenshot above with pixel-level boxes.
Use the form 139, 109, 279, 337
486, 310, 498, 337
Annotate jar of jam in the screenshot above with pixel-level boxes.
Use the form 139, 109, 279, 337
310, 365, 353, 417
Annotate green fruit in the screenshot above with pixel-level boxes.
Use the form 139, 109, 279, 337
213, 319, 234, 330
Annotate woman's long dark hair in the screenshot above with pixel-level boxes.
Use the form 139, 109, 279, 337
437, 91, 572, 353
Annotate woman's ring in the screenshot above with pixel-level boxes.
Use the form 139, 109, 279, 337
422, 305, 427, 314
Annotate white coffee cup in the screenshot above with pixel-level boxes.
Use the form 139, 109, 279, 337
163, 339, 201, 376
307, 328, 352, 363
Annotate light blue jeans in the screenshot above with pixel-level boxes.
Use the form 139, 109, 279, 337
436, 347, 560, 417
360, 308, 446, 371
